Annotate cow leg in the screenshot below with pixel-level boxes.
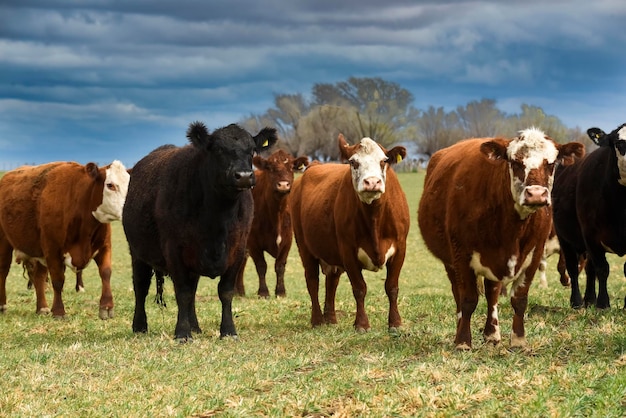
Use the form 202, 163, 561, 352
32, 262, 50, 314
587, 249, 610, 309
537, 255, 548, 289
345, 266, 370, 333
483, 279, 502, 345
274, 246, 289, 298
170, 272, 201, 341
218, 266, 240, 339
45, 257, 67, 318
323, 269, 341, 325
454, 268, 479, 350
93, 246, 114, 319
234, 253, 248, 297
556, 250, 571, 287
561, 241, 583, 308
75, 271, 85, 292
510, 280, 530, 348
0, 236, 12, 312
131, 258, 153, 333
249, 248, 270, 298
583, 258, 598, 308
302, 253, 323, 327
385, 251, 405, 332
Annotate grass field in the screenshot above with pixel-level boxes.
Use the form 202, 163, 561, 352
2, 171, 626, 417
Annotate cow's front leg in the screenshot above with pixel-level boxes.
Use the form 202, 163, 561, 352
172, 273, 201, 341
93, 245, 114, 319
483, 279, 502, 344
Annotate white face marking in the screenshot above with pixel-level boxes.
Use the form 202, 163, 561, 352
92, 160, 130, 223
276, 234, 282, 247
506, 128, 559, 219
349, 138, 388, 204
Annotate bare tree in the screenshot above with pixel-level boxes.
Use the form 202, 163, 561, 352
456, 98, 504, 138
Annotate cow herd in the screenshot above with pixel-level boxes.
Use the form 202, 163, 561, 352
0, 121, 624, 350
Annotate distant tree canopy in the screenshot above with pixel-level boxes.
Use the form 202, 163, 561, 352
239, 77, 593, 160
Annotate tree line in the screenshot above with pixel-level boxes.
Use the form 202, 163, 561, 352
238, 76, 594, 162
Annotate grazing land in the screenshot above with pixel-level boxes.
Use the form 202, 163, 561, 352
1, 171, 626, 417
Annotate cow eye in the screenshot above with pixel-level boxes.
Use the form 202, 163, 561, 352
616, 141, 626, 156
106, 183, 117, 191
349, 159, 360, 169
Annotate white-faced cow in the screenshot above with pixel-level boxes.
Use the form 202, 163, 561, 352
234, 149, 309, 298
552, 123, 626, 309
290, 134, 410, 332
122, 122, 277, 340
418, 128, 584, 350
0, 160, 129, 319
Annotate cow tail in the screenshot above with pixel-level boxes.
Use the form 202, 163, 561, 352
154, 270, 167, 308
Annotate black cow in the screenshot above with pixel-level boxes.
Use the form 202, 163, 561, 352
122, 122, 277, 340
552, 123, 626, 309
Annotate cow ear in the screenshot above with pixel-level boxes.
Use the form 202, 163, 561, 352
253, 155, 266, 170
386, 146, 407, 165
480, 139, 509, 162
557, 142, 586, 166
253, 127, 278, 153
338, 133, 357, 162
293, 156, 310, 171
587, 128, 606, 146
187, 121, 210, 148
85, 162, 101, 180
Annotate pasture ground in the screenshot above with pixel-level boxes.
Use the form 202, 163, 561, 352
1, 172, 626, 417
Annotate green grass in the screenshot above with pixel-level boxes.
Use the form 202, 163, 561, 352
2, 171, 626, 417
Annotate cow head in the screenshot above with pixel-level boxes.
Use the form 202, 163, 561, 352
587, 123, 626, 186
338, 133, 406, 204
481, 127, 585, 220
253, 149, 309, 196
186, 122, 278, 195
91, 160, 130, 223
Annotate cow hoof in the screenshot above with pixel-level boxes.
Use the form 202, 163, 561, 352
510, 334, 527, 348
175, 336, 193, 343
388, 326, 402, 336
37, 307, 51, 315
0, 304, 6, 313
355, 326, 369, 334
220, 334, 239, 341
455, 342, 472, 351
76, 286, 86, 293
99, 307, 114, 320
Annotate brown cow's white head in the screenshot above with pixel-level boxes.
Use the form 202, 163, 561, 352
481, 127, 585, 219
92, 160, 130, 223
339, 134, 406, 204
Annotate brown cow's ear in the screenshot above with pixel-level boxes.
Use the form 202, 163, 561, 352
85, 162, 101, 180
386, 146, 407, 165
338, 133, 357, 162
253, 155, 266, 170
558, 142, 586, 166
480, 139, 509, 162
293, 156, 310, 171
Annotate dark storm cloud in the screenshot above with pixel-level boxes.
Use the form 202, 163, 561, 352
0, 1, 625, 167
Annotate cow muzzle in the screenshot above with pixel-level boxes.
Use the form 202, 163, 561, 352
276, 181, 291, 193
234, 171, 255, 190
523, 185, 550, 206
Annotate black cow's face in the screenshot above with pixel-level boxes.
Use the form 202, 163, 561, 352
186, 122, 278, 195
587, 124, 626, 186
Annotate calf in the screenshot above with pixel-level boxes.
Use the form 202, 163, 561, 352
122, 122, 277, 340
235, 149, 309, 298
290, 134, 409, 332
0, 160, 129, 319
552, 123, 626, 309
418, 128, 583, 349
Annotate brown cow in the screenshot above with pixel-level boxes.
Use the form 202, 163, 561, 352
418, 128, 584, 350
0, 160, 130, 319
290, 134, 409, 332
235, 149, 309, 298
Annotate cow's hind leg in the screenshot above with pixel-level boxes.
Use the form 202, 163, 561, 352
454, 266, 479, 350
301, 252, 323, 327
561, 241, 583, 308
0, 235, 12, 312
93, 245, 114, 319
583, 259, 598, 308
32, 262, 50, 314
323, 268, 341, 325
131, 258, 153, 333
46, 257, 67, 318
385, 251, 405, 332
249, 248, 270, 298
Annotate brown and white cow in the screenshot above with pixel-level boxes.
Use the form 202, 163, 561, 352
418, 128, 584, 349
0, 160, 129, 319
235, 149, 309, 298
290, 134, 410, 332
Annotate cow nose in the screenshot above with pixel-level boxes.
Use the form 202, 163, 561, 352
234, 171, 255, 189
524, 185, 549, 206
276, 181, 291, 193
362, 177, 383, 192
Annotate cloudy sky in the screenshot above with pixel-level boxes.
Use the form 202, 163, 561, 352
1, 0, 625, 169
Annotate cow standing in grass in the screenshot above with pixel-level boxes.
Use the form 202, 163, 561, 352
290, 134, 409, 332
418, 128, 584, 350
0, 160, 129, 319
235, 149, 309, 298
122, 122, 277, 340
552, 123, 626, 309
